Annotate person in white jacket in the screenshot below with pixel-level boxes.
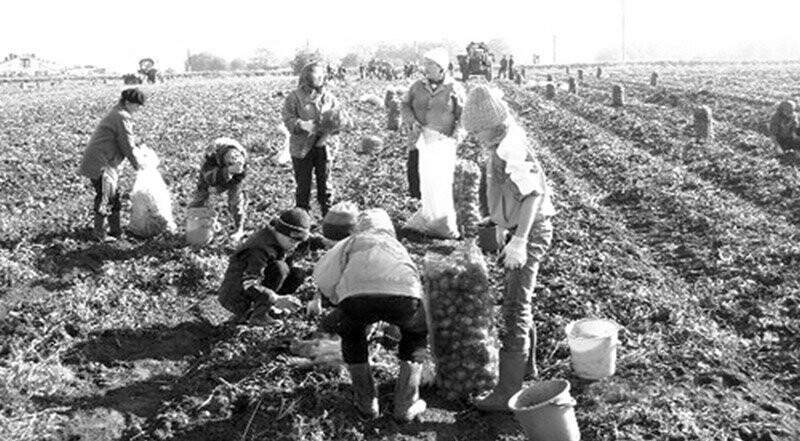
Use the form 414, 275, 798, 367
462, 85, 555, 412
312, 208, 427, 422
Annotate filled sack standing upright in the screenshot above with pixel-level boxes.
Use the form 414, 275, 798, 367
405, 128, 459, 239
128, 145, 177, 238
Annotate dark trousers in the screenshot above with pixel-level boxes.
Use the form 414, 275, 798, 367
338, 295, 428, 364
292, 147, 331, 216
407, 149, 421, 199
90, 172, 121, 217
218, 260, 304, 316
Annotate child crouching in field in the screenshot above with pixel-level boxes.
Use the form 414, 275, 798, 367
188, 137, 248, 242
312, 209, 428, 422
217, 208, 311, 326
769, 100, 800, 153
462, 85, 555, 412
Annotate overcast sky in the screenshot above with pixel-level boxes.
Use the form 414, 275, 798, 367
3, 0, 799, 72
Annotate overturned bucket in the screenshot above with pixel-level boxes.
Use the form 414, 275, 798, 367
508, 380, 580, 441
565, 318, 621, 380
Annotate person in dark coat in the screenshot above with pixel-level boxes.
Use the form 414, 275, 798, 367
79, 88, 146, 242
217, 208, 311, 326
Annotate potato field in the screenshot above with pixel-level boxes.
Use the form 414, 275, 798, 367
1, 63, 799, 441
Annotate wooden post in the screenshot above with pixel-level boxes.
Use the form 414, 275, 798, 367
650, 72, 658, 87
577, 69, 584, 81
596, 66, 603, 78
568, 77, 578, 94
545, 83, 556, 99
694, 106, 714, 140
565, 66, 570, 75
612, 84, 625, 107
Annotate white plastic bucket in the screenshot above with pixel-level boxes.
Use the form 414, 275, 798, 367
186, 207, 218, 247
565, 318, 621, 380
508, 380, 581, 441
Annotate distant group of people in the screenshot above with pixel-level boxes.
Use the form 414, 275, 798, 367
76, 46, 559, 423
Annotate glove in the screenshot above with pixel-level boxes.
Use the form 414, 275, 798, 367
306, 292, 323, 316
297, 120, 315, 133
274, 294, 302, 313
501, 236, 528, 270
495, 227, 507, 248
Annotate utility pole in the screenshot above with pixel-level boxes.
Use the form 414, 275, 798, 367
621, 0, 626, 62
552, 35, 557, 64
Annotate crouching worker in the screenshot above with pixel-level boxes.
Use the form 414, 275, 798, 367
312, 209, 428, 422
79, 88, 146, 242
217, 208, 310, 326
189, 137, 248, 242
769, 100, 800, 153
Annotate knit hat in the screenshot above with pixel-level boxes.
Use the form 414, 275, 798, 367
778, 100, 796, 115
273, 208, 311, 241
121, 88, 146, 105
462, 85, 509, 133
322, 201, 359, 241
423, 47, 450, 71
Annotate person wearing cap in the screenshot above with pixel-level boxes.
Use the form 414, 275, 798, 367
217, 208, 311, 326
282, 61, 342, 218
769, 100, 800, 152
507, 55, 515, 81
188, 137, 249, 242
312, 209, 428, 422
79, 88, 146, 242
400, 47, 465, 199
462, 85, 556, 412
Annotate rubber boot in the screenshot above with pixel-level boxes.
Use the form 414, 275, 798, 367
347, 363, 379, 419
393, 360, 427, 422
525, 327, 538, 378
231, 211, 245, 243
108, 211, 123, 238
92, 214, 114, 242
474, 351, 526, 412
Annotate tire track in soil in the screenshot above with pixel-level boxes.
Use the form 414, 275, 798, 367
502, 85, 800, 400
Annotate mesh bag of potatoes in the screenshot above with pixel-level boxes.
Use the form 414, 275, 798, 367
453, 158, 482, 238
422, 240, 498, 402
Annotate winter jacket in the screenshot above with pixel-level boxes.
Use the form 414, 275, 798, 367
313, 211, 422, 305
401, 76, 465, 149
218, 226, 287, 300
769, 111, 799, 142
485, 121, 555, 230
282, 64, 340, 159
197, 139, 248, 192
79, 104, 140, 180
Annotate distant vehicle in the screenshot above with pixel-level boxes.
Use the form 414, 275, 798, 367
122, 58, 160, 85
457, 42, 493, 81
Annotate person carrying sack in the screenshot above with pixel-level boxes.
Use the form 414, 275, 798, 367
78, 88, 146, 242
462, 85, 556, 412
400, 47, 465, 200
312, 209, 428, 422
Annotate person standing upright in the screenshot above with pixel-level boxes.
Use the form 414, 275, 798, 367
282, 61, 341, 217
400, 47, 465, 200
